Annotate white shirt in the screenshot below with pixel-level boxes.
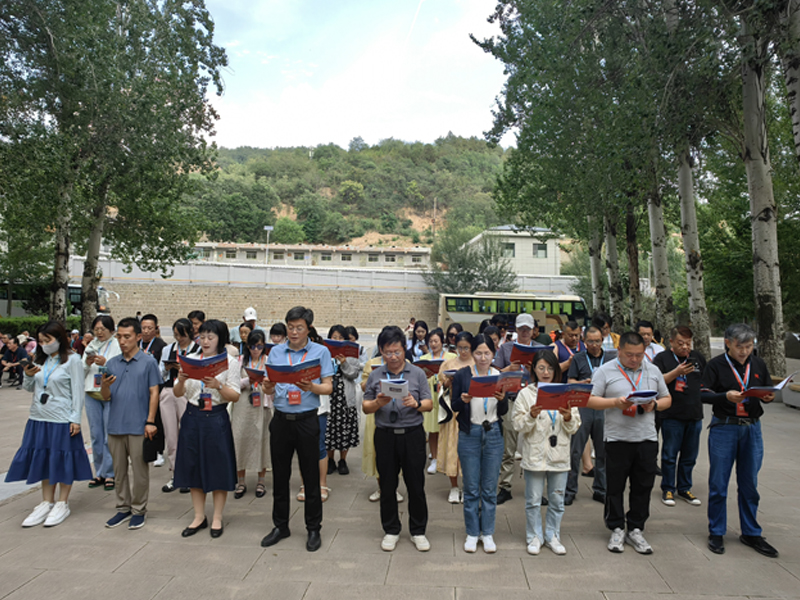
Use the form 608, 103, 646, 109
470, 367, 500, 425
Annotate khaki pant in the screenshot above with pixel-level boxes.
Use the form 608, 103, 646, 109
498, 419, 519, 492
108, 434, 149, 515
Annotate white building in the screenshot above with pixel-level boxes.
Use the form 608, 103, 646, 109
466, 225, 561, 276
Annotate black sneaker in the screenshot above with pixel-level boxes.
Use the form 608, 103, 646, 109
338, 459, 349, 475
496, 489, 512, 505
708, 535, 725, 554
327, 457, 336, 475
740, 535, 779, 558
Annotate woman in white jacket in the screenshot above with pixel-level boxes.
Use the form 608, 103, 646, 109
513, 350, 581, 556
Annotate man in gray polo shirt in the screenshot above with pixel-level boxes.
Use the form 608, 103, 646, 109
588, 331, 671, 554
364, 325, 433, 553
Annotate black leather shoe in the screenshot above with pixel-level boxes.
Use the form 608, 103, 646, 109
740, 535, 778, 558
564, 495, 575, 506
179, 487, 190, 494
541, 496, 549, 506
306, 530, 321, 552
181, 517, 208, 538
708, 535, 725, 554
582, 468, 595, 478
496, 489, 512, 505
234, 484, 247, 499
338, 459, 349, 475
592, 492, 606, 504
327, 457, 336, 474
261, 527, 291, 547
210, 524, 224, 538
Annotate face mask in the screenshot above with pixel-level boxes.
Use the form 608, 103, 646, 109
42, 341, 60, 355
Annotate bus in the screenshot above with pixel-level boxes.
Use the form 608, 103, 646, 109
0, 283, 113, 317
438, 293, 590, 334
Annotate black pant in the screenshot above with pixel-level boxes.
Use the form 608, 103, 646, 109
269, 411, 322, 533
604, 440, 657, 531
375, 425, 428, 536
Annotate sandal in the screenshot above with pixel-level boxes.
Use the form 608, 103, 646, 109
88, 477, 105, 489
255, 483, 266, 498
296, 486, 305, 502
234, 484, 247, 499
104, 479, 115, 491
321, 486, 330, 502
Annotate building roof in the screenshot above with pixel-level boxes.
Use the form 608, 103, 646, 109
193, 241, 431, 255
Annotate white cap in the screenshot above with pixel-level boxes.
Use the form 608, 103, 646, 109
71, 329, 80, 335
243, 307, 257, 321
515, 314, 536, 329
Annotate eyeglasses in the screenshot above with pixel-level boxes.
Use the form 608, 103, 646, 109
383, 350, 404, 358
535, 365, 554, 373
585, 340, 603, 346
287, 325, 307, 333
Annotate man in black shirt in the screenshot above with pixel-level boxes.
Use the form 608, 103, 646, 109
139, 314, 167, 363
702, 323, 777, 558
564, 326, 607, 505
652, 326, 706, 508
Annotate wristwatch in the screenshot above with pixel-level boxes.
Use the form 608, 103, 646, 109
653, 400, 658, 411
416, 398, 422, 409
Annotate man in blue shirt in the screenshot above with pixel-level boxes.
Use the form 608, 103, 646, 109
260, 306, 333, 552
100, 317, 161, 531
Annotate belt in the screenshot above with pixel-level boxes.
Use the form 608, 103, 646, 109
711, 416, 760, 427
377, 424, 422, 435
275, 409, 317, 421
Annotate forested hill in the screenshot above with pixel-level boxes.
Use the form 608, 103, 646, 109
190, 133, 508, 246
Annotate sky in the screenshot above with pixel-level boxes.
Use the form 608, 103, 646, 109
204, 0, 512, 150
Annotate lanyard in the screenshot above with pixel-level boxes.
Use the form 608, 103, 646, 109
588, 352, 605, 375
547, 410, 557, 429
724, 354, 750, 392
560, 340, 582, 357
287, 349, 309, 366
385, 368, 404, 411
673, 352, 687, 382
249, 355, 265, 390
437, 350, 445, 359
141, 338, 154, 353
100, 340, 112, 357
616, 361, 642, 391
42, 357, 59, 389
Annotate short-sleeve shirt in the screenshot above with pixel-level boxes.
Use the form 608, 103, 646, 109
268, 340, 334, 413
492, 340, 544, 370
364, 363, 431, 429
703, 352, 770, 420
182, 353, 241, 407
652, 350, 706, 421
591, 359, 670, 442
105, 350, 162, 435
567, 350, 609, 382
3, 346, 27, 364
555, 340, 586, 382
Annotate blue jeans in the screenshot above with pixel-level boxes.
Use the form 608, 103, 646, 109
707, 418, 763, 537
458, 422, 504, 536
85, 394, 114, 479
660, 418, 702, 493
524, 470, 568, 543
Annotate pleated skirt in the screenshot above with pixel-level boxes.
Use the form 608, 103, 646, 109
173, 403, 237, 493
6, 420, 93, 485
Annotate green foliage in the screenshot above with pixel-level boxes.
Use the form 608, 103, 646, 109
193, 173, 277, 243
272, 217, 306, 244
0, 316, 81, 338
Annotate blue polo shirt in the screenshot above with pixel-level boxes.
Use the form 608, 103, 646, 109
268, 340, 334, 413
106, 350, 161, 435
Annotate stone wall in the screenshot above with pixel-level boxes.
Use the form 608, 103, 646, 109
105, 282, 439, 332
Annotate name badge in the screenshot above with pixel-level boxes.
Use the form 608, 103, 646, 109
251, 391, 261, 408
200, 392, 212, 411
94, 373, 103, 387
288, 389, 302, 405
736, 401, 748, 417
622, 405, 637, 418
675, 379, 687, 393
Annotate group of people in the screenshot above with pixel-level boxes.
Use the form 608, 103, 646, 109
3, 307, 780, 560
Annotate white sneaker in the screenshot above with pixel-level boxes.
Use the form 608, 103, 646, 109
448, 487, 461, 504
381, 534, 400, 551
625, 528, 653, 554
43, 502, 70, 527
608, 527, 625, 553
427, 459, 438, 474
546, 536, 566, 555
153, 453, 165, 467
369, 489, 381, 502
22, 501, 53, 527
481, 535, 497, 553
411, 534, 431, 552
396, 491, 404, 503
464, 535, 479, 553
514, 451, 522, 460
527, 538, 542, 555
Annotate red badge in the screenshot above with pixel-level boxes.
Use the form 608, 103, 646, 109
288, 389, 302, 405
736, 401, 748, 417
251, 391, 261, 408
675, 379, 687, 393
623, 405, 637, 418
200, 392, 212, 411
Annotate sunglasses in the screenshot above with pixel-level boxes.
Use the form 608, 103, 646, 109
249, 344, 265, 350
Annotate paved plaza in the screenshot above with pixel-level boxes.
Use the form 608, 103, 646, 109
1, 383, 799, 600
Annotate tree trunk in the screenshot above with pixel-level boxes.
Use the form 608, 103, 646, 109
49, 190, 72, 324
647, 189, 674, 334
741, 19, 787, 377
81, 196, 107, 334
780, 0, 800, 164
677, 149, 712, 359
587, 215, 605, 313
604, 213, 625, 332
6, 281, 13, 317
626, 202, 641, 327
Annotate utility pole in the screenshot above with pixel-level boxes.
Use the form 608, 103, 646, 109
432, 196, 437, 243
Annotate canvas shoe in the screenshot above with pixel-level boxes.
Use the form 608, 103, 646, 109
106, 511, 132, 528
381, 534, 400, 551
677, 490, 702, 506
464, 535, 479, 553
369, 489, 381, 502
608, 527, 625, 553
661, 490, 676, 506
43, 502, 70, 527
128, 514, 146, 530
527, 538, 542, 555
546, 536, 566, 555
153, 454, 165, 467
427, 458, 438, 474
397, 491, 404, 503
411, 534, 431, 552
625, 528, 653, 554
22, 502, 54, 527
480, 535, 497, 554
448, 487, 461, 504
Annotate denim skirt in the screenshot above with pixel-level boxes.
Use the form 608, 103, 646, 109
174, 403, 237, 492
6, 420, 93, 485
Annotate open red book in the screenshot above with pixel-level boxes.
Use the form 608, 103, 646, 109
178, 353, 229, 381
322, 339, 360, 359
509, 343, 554, 366
534, 383, 593, 410
266, 359, 322, 385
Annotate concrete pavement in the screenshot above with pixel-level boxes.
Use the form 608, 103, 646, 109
0, 383, 799, 600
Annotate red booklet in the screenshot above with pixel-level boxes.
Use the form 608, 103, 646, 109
322, 339, 360, 359
534, 383, 593, 410
266, 359, 322, 384
741, 371, 797, 398
413, 359, 445, 378
178, 353, 229, 381
509, 343, 554, 366
244, 367, 266, 385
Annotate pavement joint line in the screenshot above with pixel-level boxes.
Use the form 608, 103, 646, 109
0, 568, 47, 600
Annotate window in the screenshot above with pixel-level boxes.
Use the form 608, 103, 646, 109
321, 253, 332, 262
246, 251, 257, 260
411, 255, 422, 264
503, 243, 515, 258
385, 254, 396, 263
273, 251, 284, 261
533, 243, 548, 259
293, 252, 305, 261
341, 254, 352, 262
368, 254, 379, 263
225, 250, 236, 259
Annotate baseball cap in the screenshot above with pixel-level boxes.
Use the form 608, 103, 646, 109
243, 307, 257, 321
515, 314, 536, 329
71, 329, 79, 335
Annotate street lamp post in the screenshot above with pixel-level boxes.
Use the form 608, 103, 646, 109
264, 225, 273, 265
